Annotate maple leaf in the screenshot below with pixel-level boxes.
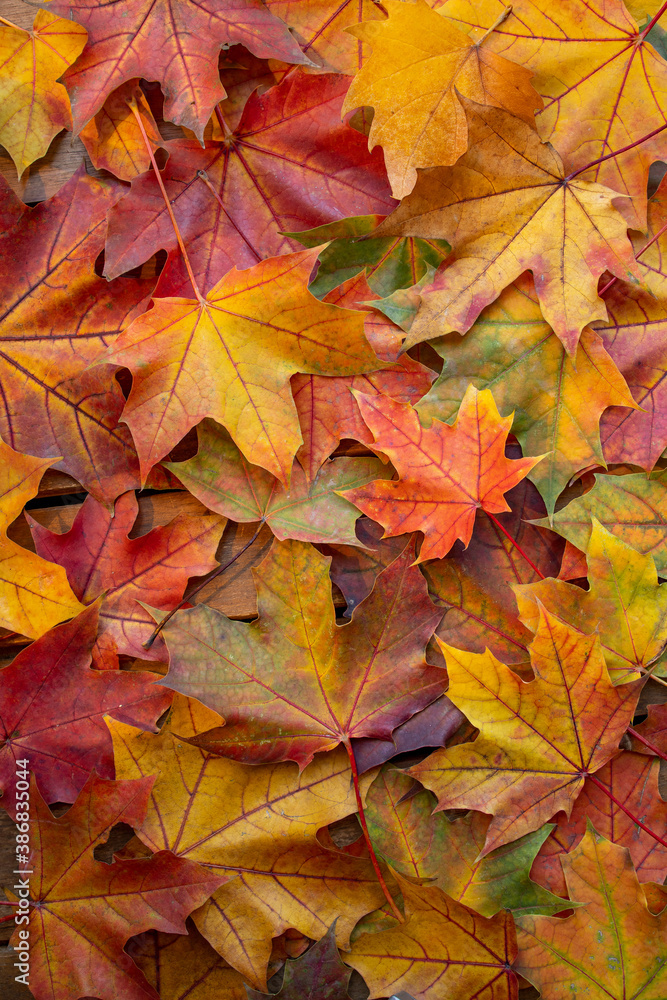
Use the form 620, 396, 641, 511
533, 470, 667, 575
9, 772, 224, 1000
340, 385, 542, 563
409, 605, 640, 854
0, 168, 151, 502
105, 248, 385, 483
291, 273, 435, 480
424, 473, 562, 665
79, 79, 163, 181
531, 751, 667, 898
342, 0, 542, 199
127, 927, 248, 1000
596, 176, 667, 469
319, 270, 414, 361
344, 874, 518, 1000
0, 603, 171, 818
28, 490, 225, 668
158, 537, 444, 766
167, 419, 391, 545
47, 0, 308, 138
0, 10, 87, 175
515, 827, 667, 1000
417, 275, 637, 515
353, 694, 466, 774
289, 214, 450, 299
103, 70, 395, 297
374, 99, 641, 356
264, 0, 385, 74
0, 440, 84, 638
109, 720, 387, 987
366, 767, 565, 917
515, 518, 667, 681
325, 471, 562, 629
246, 926, 355, 999
441, 0, 667, 230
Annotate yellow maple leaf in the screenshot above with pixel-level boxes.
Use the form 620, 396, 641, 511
0, 440, 84, 638
0, 10, 87, 175
343, 0, 542, 198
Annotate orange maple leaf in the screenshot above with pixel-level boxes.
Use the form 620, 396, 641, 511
341, 385, 542, 562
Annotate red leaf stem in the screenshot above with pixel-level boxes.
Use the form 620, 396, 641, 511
587, 772, 667, 849
128, 97, 204, 301
344, 738, 405, 923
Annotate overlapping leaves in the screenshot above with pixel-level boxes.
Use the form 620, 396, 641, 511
2, 0, 667, 996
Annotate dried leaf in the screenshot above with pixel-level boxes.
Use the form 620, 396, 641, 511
167, 420, 391, 545
343, 0, 542, 198
48, 0, 308, 137
109, 720, 386, 987
0, 168, 151, 500
104, 70, 395, 297
0, 603, 170, 818
0, 441, 84, 638
597, 177, 667, 469
417, 275, 637, 515
375, 99, 641, 355
344, 874, 518, 1000
126, 927, 248, 1000
341, 385, 542, 562
9, 772, 223, 1000
533, 470, 667, 574
365, 767, 565, 917
264, 0, 385, 74
79, 79, 163, 181
105, 249, 382, 483
0, 10, 86, 174
532, 751, 667, 897
516, 827, 667, 1000
515, 518, 667, 681
29, 490, 225, 667
442, 0, 667, 229
410, 606, 640, 853
159, 538, 444, 766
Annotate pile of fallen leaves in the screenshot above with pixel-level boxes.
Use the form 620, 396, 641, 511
2, 0, 667, 997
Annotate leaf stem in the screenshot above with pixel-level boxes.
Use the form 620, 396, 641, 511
143, 522, 265, 648
641, 0, 667, 36
127, 97, 204, 302
477, 5, 513, 45
627, 725, 667, 763
344, 739, 404, 923
587, 772, 667, 848
565, 122, 667, 181
484, 511, 546, 579
214, 105, 232, 138
0, 14, 22, 30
